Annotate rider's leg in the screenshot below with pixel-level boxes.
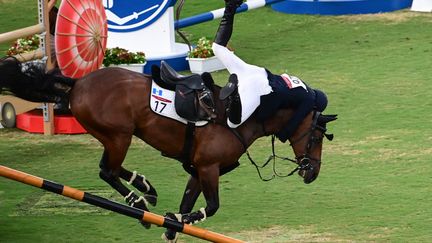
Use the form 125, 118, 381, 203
214, 0, 243, 47
212, 1, 252, 127
214, 0, 271, 127
213, 0, 247, 74
224, 74, 242, 126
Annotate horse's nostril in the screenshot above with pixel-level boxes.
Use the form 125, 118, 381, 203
299, 169, 306, 178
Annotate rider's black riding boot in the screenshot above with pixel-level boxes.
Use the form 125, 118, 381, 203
220, 74, 242, 125
227, 90, 242, 125
214, 0, 243, 46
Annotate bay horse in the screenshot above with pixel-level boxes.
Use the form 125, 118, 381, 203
0, 57, 336, 241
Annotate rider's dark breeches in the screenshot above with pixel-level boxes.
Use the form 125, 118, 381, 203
257, 85, 315, 141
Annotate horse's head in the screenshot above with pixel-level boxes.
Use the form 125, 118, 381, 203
289, 111, 337, 184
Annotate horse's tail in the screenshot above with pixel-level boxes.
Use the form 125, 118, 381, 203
0, 56, 76, 104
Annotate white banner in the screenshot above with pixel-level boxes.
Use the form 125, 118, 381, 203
411, 0, 432, 12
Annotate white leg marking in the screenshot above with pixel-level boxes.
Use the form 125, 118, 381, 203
127, 171, 138, 185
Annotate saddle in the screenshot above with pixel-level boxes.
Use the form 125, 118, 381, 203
151, 61, 216, 122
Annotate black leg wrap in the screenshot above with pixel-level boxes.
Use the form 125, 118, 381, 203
122, 170, 158, 207
100, 169, 152, 229
124, 191, 151, 229
131, 174, 158, 206
162, 208, 206, 241
163, 213, 181, 241
143, 187, 158, 207
181, 208, 206, 224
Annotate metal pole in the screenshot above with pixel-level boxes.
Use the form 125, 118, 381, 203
13, 49, 45, 62
0, 24, 44, 44
0, 165, 244, 243
39, 0, 56, 135
175, 0, 286, 29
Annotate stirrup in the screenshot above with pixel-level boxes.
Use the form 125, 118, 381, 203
219, 74, 238, 100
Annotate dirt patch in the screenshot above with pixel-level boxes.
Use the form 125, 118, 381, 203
10, 188, 121, 216
335, 10, 432, 24
227, 226, 349, 243
326, 143, 362, 156
419, 148, 432, 155
376, 148, 405, 160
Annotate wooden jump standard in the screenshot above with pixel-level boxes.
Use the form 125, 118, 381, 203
0, 165, 244, 243
0, 0, 57, 135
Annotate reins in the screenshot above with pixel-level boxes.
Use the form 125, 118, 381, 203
245, 135, 301, 181
244, 111, 330, 182
175, 0, 192, 51
231, 127, 316, 182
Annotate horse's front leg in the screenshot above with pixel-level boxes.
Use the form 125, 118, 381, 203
184, 164, 220, 222
180, 175, 203, 212
163, 175, 202, 242
179, 164, 221, 223
119, 167, 158, 206
195, 163, 220, 216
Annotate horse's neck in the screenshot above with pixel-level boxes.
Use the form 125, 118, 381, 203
238, 108, 295, 148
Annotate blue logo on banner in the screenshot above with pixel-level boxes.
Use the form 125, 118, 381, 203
104, 0, 174, 32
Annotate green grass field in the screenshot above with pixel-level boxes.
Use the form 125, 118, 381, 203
1, 1, 432, 242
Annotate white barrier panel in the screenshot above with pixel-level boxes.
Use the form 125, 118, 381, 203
107, 7, 176, 55
104, 1, 189, 73
104, 1, 188, 56
411, 0, 432, 12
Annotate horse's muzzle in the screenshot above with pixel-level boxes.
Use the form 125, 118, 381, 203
298, 158, 321, 184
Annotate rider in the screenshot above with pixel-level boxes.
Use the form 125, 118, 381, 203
215, 0, 328, 143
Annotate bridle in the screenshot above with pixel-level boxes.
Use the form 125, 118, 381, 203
246, 110, 333, 181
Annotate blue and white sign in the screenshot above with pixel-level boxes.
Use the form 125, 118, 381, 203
103, 0, 175, 32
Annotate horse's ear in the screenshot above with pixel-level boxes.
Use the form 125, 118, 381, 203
318, 114, 338, 124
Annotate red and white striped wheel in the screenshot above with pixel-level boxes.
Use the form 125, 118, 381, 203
55, 0, 107, 78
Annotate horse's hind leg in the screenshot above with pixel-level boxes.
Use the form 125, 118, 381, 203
98, 137, 151, 228
119, 167, 158, 206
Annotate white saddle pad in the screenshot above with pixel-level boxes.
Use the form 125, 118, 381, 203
150, 81, 208, 126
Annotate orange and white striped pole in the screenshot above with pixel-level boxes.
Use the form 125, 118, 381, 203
0, 165, 244, 243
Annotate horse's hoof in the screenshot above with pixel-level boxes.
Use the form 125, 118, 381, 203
144, 194, 157, 207
140, 220, 151, 229
162, 231, 178, 243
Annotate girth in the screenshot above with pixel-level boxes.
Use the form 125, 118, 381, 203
163, 122, 239, 178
